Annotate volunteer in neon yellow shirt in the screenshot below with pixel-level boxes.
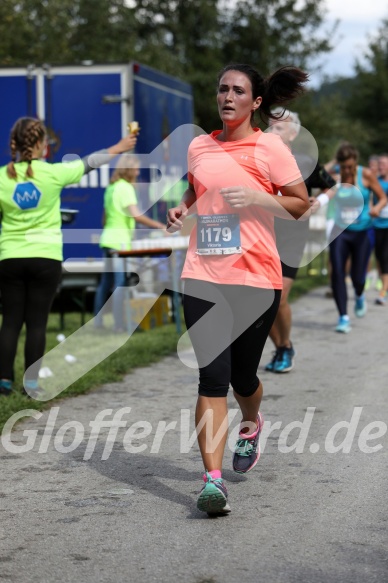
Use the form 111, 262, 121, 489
94, 155, 165, 332
0, 116, 137, 398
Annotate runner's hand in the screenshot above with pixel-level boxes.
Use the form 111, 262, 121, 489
220, 186, 256, 208
167, 205, 188, 232
309, 197, 321, 214
369, 204, 382, 218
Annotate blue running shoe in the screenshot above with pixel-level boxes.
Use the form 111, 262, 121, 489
375, 294, 387, 306
355, 295, 367, 318
264, 349, 279, 372
335, 316, 351, 333
233, 413, 263, 474
273, 344, 295, 373
197, 472, 231, 515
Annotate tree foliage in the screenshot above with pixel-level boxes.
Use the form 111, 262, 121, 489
6, 0, 385, 161
132, 0, 335, 128
290, 90, 368, 164
133, 0, 224, 126
0, 0, 335, 130
222, 0, 333, 73
0, 0, 137, 65
345, 19, 388, 155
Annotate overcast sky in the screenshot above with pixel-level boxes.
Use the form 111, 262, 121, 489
311, 0, 388, 85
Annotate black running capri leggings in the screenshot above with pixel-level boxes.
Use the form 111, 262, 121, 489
183, 279, 281, 398
0, 258, 62, 381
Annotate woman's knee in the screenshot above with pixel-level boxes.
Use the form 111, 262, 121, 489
198, 384, 229, 398
231, 376, 260, 397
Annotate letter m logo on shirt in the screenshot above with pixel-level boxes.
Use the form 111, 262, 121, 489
13, 182, 42, 210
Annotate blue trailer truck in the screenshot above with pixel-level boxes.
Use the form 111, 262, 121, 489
0, 62, 194, 260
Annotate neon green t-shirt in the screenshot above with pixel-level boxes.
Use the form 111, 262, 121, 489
0, 159, 84, 261
99, 179, 138, 251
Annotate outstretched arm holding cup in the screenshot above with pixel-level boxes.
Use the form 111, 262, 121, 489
0, 117, 137, 398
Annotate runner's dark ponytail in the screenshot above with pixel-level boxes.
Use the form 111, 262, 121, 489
261, 66, 309, 121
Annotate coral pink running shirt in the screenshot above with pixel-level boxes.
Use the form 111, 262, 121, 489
181, 128, 302, 289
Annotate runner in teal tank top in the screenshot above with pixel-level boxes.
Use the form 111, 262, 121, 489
334, 166, 373, 232
373, 154, 388, 304
313, 143, 386, 333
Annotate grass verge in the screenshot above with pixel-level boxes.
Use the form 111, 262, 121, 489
0, 316, 181, 433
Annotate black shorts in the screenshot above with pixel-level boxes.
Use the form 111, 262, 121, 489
274, 217, 310, 280
374, 228, 388, 274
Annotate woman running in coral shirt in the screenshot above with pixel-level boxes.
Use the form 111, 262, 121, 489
167, 64, 310, 515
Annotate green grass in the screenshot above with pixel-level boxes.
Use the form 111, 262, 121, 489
290, 263, 329, 302
0, 256, 328, 433
0, 313, 181, 432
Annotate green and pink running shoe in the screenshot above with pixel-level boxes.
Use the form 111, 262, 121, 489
233, 412, 264, 474
197, 472, 231, 515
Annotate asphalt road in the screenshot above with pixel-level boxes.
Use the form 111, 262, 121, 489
1, 283, 387, 583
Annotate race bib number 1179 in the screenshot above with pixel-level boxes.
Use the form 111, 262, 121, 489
196, 214, 242, 255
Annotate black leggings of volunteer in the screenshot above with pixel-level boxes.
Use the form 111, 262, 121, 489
0, 258, 62, 381
183, 279, 281, 398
